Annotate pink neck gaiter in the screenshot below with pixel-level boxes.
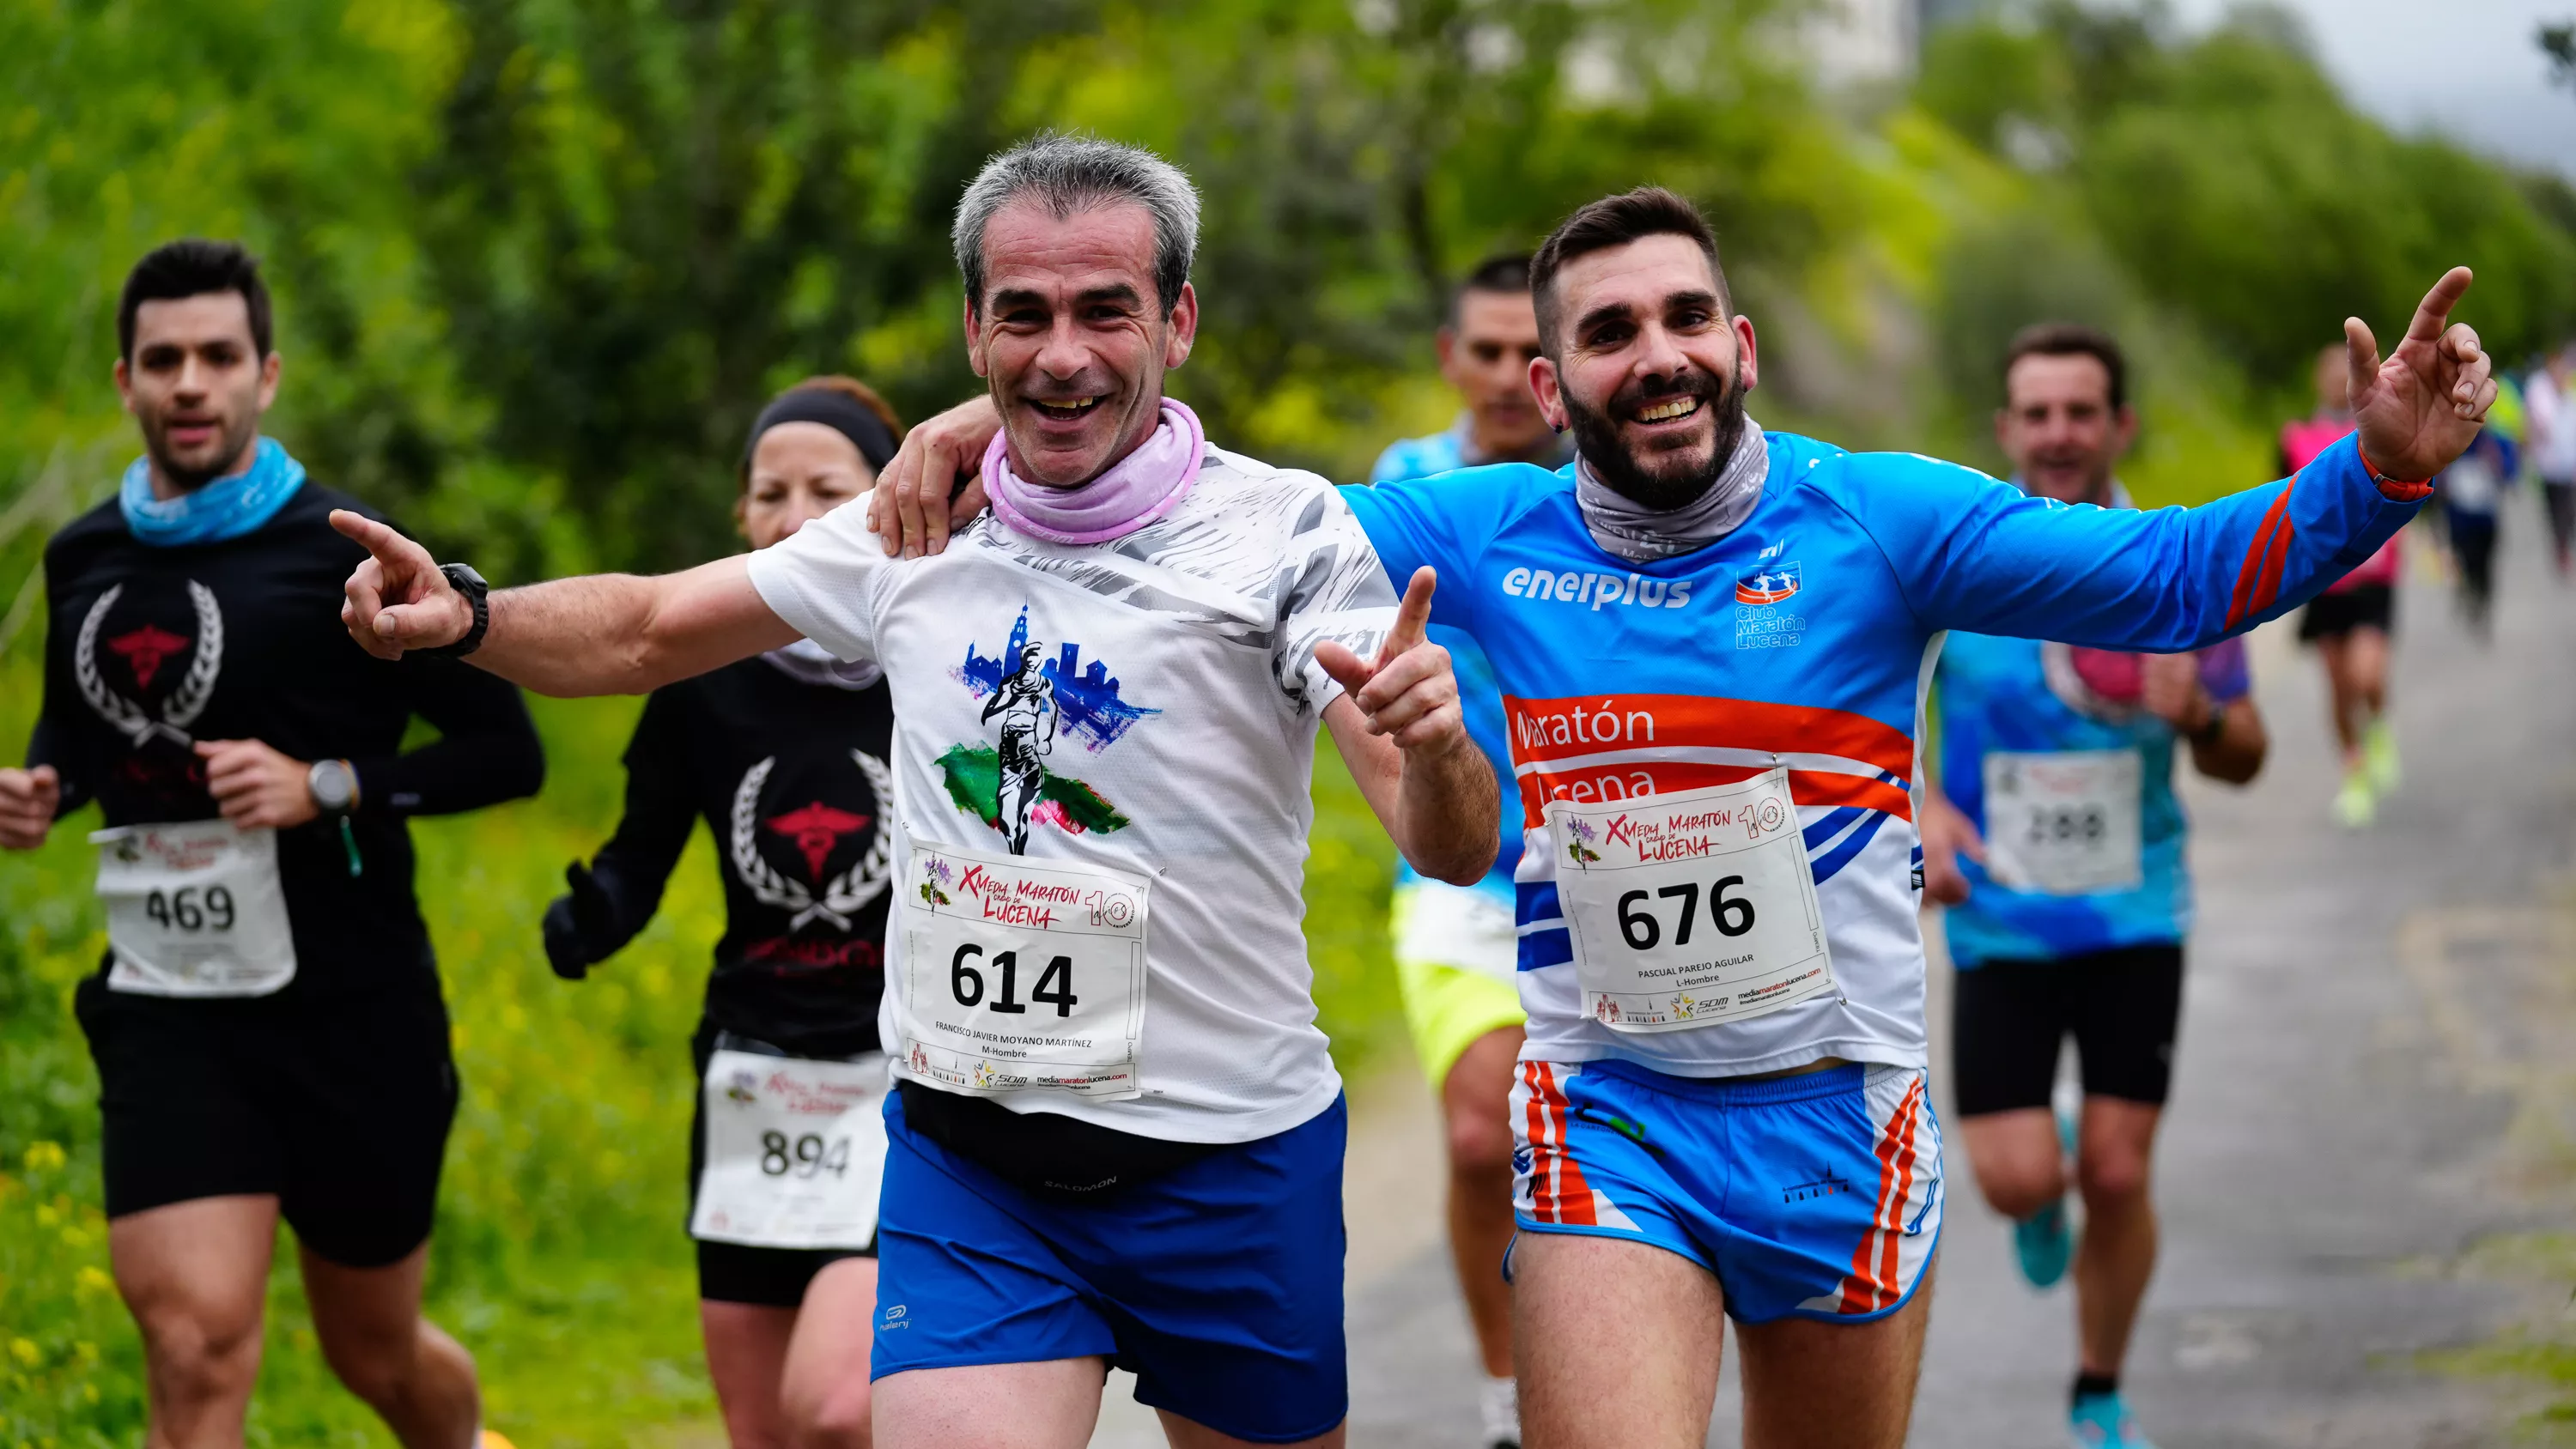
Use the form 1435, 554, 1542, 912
983, 398, 1206, 546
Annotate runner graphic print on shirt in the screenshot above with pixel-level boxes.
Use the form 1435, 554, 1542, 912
941, 607, 1157, 854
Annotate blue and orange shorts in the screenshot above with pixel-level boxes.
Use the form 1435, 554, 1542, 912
1507, 1058, 1942, 1324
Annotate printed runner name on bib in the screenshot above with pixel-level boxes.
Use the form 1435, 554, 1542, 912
90, 819, 297, 997
1546, 767, 1835, 1032
1980, 749, 2143, 896
691, 1049, 890, 1251
897, 840, 1149, 1100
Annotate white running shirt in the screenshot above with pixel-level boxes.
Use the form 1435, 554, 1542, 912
748, 445, 1397, 1143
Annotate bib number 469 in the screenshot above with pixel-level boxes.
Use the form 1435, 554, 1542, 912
144, 886, 235, 933
1617, 876, 1755, 950
949, 944, 1078, 1016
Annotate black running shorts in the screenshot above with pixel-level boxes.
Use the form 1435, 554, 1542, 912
2296, 583, 2394, 641
75, 973, 459, 1268
687, 1022, 872, 1307
1948, 943, 2184, 1117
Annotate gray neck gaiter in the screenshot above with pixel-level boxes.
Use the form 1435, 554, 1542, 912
1574, 418, 1771, 564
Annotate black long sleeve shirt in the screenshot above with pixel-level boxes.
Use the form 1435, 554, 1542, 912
576, 658, 893, 1056
29, 482, 544, 1001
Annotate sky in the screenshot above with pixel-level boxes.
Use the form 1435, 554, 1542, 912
2166, 0, 2576, 179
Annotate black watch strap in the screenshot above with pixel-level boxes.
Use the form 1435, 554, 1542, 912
416, 563, 490, 659
2191, 702, 2228, 746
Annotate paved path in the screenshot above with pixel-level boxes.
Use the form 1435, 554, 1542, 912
1087, 494, 2576, 1447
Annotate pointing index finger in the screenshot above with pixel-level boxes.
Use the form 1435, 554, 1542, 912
1382, 567, 1436, 665
2403, 266, 2475, 346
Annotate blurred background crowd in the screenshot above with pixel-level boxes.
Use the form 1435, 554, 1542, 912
4, 0, 2574, 1442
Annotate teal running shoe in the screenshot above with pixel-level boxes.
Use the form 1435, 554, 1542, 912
2013, 1197, 2073, 1288
2069, 1391, 2156, 1448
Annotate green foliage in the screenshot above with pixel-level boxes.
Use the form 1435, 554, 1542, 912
1918, 3, 2576, 392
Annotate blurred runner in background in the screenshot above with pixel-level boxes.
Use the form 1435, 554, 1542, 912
1920, 323, 2268, 1449
2437, 426, 2512, 636
0, 239, 539, 1449
542, 378, 902, 1449
1367, 253, 1571, 1449
2524, 345, 2576, 578
2281, 343, 2402, 827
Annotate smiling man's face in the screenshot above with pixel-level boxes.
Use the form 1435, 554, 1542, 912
115, 291, 278, 494
966, 198, 1196, 488
1531, 233, 1758, 511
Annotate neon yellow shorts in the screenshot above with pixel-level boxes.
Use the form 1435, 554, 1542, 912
1392, 878, 1527, 1090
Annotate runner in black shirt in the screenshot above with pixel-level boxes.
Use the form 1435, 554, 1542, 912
0, 243, 539, 1447
540, 377, 899, 1449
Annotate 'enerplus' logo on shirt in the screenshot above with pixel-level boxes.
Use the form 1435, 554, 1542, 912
1500, 567, 1695, 611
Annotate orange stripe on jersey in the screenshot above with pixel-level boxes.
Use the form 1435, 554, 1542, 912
1502, 694, 1913, 779
1510, 759, 1916, 832
1502, 693, 1917, 831
2227, 483, 2296, 628
1840, 1075, 1926, 1314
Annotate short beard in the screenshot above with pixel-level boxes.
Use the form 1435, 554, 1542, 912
143, 409, 259, 493
1564, 360, 1749, 512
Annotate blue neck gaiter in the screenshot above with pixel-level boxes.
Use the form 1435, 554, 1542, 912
119, 436, 307, 548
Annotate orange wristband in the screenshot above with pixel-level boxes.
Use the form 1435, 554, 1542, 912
2357, 446, 2433, 501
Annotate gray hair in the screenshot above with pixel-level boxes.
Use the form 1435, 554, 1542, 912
951, 133, 1200, 317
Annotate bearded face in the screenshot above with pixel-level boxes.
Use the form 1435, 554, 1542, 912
1560, 354, 1751, 512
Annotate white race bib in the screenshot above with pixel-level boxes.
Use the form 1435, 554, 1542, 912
896, 841, 1150, 1100
691, 1049, 890, 1251
1980, 749, 2143, 896
91, 820, 297, 997
1546, 769, 1836, 1033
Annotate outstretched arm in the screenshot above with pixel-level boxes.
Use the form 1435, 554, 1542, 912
1885, 269, 2494, 648
1319, 568, 1500, 887
331, 512, 799, 697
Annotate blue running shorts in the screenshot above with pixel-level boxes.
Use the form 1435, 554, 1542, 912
872, 1088, 1348, 1444
1507, 1058, 1942, 1323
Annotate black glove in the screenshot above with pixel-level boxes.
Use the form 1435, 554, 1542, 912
541, 860, 617, 980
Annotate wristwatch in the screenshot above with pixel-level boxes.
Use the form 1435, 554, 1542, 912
307, 758, 360, 816
2190, 702, 2228, 747
415, 562, 490, 658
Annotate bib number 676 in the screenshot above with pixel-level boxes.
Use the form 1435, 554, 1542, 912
1618, 876, 1754, 950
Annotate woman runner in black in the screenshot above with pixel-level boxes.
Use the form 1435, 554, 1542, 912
540, 378, 900, 1449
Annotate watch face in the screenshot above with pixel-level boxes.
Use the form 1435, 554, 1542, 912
311, 761, 355, 811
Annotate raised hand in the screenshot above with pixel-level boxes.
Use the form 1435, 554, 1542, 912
866, 395, 1003, 558
331, 510, 471, 659
2349, 267, 2497, 482
1314, 567, 1465, 756
0, 765, 62, 850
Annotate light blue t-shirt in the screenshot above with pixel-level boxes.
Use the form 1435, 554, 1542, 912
1936, 633, 2250, 967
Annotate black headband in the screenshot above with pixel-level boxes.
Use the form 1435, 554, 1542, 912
743, 387, 900, 474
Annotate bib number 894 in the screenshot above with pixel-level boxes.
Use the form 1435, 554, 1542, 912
1617, 876, 1755, 950
950, 944, 1079, 1016
144, 886, 236, 934
760, 1131, 851, 1179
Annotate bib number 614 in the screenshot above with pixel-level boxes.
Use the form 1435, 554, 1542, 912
1618, 876, 1754, 950
949, 944, 1078, 1017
